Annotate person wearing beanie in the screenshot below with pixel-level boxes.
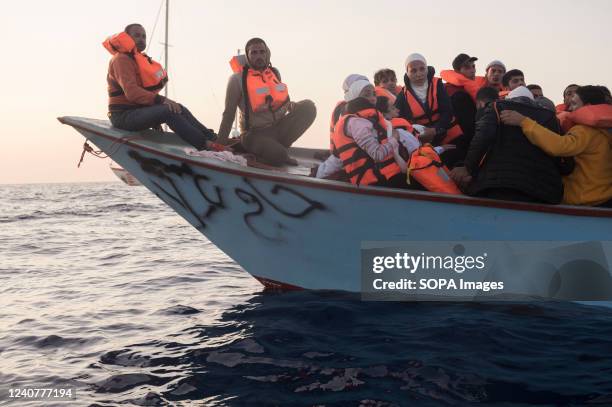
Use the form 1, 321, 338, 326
450, 84, 564, 204
484, 60, 506, 90
395, 53, 467, 168
500, 85, 612, 207
330, 79, 408, 187
217, 37, 317, 166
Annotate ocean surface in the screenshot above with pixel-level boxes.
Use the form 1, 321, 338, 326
2, 182, 612, 407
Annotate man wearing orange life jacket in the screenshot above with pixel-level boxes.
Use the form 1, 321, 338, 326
106, 24, 219, 151
441, 59, 506, 102
395, 53, 466, 168
441, 53, 480, 147
217, 37, 316, 166
440, 58, 507, 147
374, 69, 402, 105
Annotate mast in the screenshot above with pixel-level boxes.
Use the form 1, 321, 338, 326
164, 0, 169, 98
233, 48, 240, 135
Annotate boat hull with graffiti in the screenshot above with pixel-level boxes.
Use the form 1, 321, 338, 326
59, 117, 612, 293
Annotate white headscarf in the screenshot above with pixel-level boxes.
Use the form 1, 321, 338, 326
342, 74, 368, 94
507, 86, 534, 101
344, 80, 372, 102
404, 53, 427, 69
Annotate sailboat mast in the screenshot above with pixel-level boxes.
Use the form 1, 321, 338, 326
234, 48, 240, 132
164, 0, 169, 98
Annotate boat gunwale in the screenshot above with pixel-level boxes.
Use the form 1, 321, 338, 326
59, 116, 612, 219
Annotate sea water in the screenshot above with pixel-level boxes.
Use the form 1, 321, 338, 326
1, 182, 612, 406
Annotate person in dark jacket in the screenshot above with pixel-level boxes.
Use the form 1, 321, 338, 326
394, 53, 466, 168
445, 53, 478, 145
450, 86, 563, 204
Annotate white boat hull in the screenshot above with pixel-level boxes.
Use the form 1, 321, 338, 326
59, 117, 612, 293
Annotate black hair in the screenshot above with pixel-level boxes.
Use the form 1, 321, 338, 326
564, 84, 579, 93
375, 96, 390, 113
476, 87, 500, 104
575, 85, 607, 105
374, 69, 397, 86
596, 85, 611, 98
527, 84, 542, 91
124, 23, 143, 34
502, 69, 524, 87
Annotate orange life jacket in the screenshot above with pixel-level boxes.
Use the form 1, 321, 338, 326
229, 54, 248, 74
243, 68, 289, 114
440, 70, 492, 102
403, 77, 463, 144
555, 103, 568, 113
407, 145, 462, 195
103, 32, 168, 93
559, 104, 612, 133
331, 108, 402, 186
330, 101, 347, 154
228, 54, 289, 129
375, 86, 398, 104
390, 117, 414, 132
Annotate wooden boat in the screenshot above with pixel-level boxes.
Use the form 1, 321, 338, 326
59, 116, 612, 294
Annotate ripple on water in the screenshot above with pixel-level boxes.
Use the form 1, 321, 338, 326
3, 183, 612, 406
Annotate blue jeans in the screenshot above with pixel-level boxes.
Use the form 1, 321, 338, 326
110, 104, 216, 150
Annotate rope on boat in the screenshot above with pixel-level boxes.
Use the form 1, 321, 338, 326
77, 136, 144, 168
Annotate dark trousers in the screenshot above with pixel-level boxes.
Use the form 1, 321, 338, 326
440, 133, 469, 169
241, 100, 316, 166
110, 104, 216, 150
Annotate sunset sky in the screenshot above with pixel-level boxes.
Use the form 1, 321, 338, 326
2, 0, 611, 184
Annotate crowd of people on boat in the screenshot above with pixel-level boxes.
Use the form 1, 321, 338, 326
103, 24, 612, 208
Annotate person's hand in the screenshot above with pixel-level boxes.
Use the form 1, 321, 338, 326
418, 127, 436, 144
449, 166, 472, 191
500, 110, 526, 126
412, 124, 426, 135
163, 98, 182, 114
439, 144, 457, 153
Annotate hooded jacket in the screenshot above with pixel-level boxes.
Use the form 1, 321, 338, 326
465, 97, 564, 204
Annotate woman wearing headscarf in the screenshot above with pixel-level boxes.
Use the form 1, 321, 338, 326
395, 53, 465, 168
331, 79, 406, 187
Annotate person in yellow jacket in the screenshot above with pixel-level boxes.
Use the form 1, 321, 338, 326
500, 85, 612, 207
